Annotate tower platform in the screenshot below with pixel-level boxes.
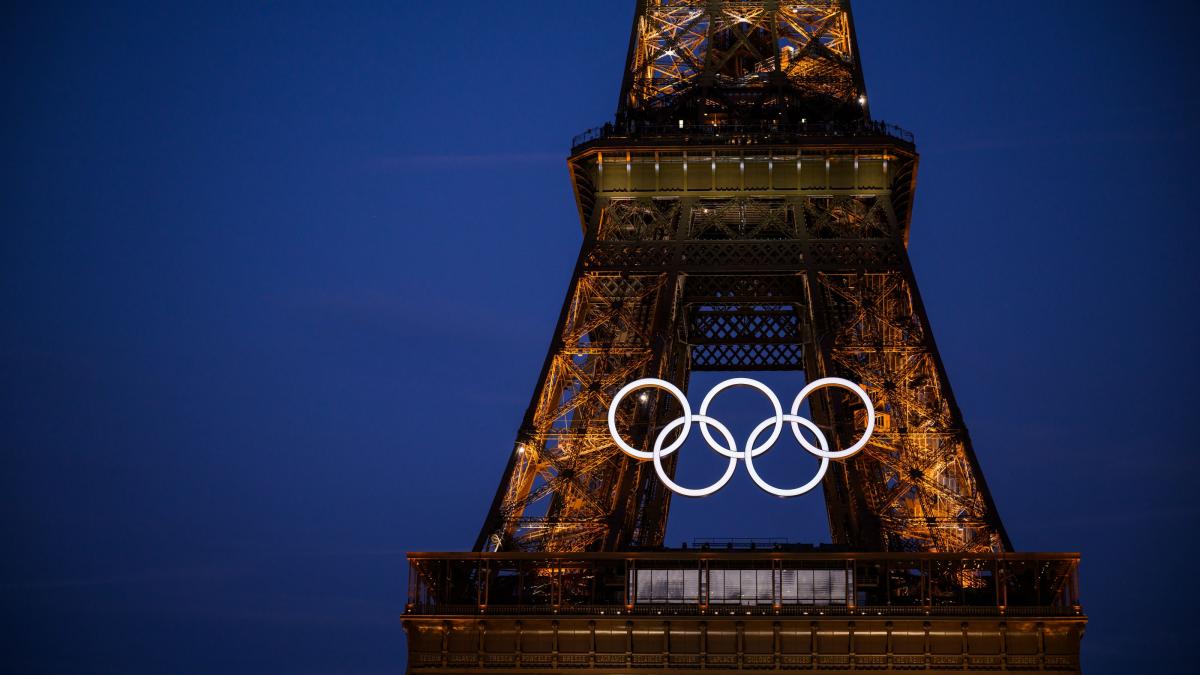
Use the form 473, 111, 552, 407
403, 551, 1084, 672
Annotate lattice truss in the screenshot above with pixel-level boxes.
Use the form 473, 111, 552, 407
603, 196, 879, 242
628, 1, 859, 112
817, 273, 1004, 553
492, 272, 679, 552
802, 196, 891, 239
681, 226, 808, 370
484, 194, 1006, 554
690, 198, 797, 239
598, 198, 680, 241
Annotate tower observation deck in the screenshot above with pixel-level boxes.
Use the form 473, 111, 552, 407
403, 2, 1085, 671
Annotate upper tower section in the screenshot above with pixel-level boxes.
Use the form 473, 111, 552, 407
617, 0, 869, 125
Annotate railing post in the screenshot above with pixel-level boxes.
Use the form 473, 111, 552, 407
626, 557, 634, 607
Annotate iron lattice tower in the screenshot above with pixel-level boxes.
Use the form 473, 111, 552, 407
402, 4, 1084, 671
476, 0, 1011, 555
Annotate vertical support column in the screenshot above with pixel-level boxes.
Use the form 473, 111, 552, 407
514, 620, 523, 668
810, 621, 819, 669
610, 197, 695, 549
999, 621, 1008, 671
552, 620, 559, 669
625, 620, 634, 669
922, 621, 931, 668
473, 193, 609, 551
848, 620, 857, 668
772, 558, 780, 609
1070, 559, 1081, 608
885, 621, 894, 668
439, 620, 449, 668
846, 559, 854, 608
588, 619, 597, 667
1037, 621, 1046, 670
960, 621, 969, 667
773, 620, 782, 670
476, 620, 486, 668
624, 558, 630, 607
922, 559, 931, 610
790, 194, 877, 549
895, 237, 1013, 551
736, 621, 745, 667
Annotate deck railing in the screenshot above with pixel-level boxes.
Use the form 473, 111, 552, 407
571, 119, 915, 152
405, 551, 1080, 617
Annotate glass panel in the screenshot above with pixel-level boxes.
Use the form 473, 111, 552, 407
780, 567, 851, 606
631, 568, 701, 604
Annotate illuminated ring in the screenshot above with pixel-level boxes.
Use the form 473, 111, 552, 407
607, 376, 875, 498
608, 378, 691, 460
652, 414, 738, 498
697, 377, 783, 459
744, 415, 830, 497
789, 377, 875, 460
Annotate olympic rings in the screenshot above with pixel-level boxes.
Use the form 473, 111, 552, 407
607, 377, 875, 498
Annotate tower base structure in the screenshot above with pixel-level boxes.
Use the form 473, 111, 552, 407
403, 551, 1085, 672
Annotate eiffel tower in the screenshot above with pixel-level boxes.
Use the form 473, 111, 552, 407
404, 2, 1084, 671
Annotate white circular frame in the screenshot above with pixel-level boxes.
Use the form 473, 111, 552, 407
608, 376, 875, 498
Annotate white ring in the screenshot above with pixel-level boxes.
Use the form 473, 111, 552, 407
697, 377, 783, 458
789, 377, 875, 460
652, 415, 738, 498
607, 376, 875, 498
608, 378, 691, 460
744, 415, 830, 497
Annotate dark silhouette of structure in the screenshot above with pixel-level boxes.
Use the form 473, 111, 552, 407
404, 2, 1085, 671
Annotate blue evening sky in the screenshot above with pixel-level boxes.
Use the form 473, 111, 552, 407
4, 2, 1198, 672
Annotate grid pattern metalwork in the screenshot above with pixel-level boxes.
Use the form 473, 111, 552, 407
474, 0, 1011, 555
